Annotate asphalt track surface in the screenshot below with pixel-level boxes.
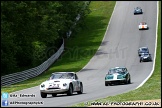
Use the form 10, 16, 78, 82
2, 1, 158, 107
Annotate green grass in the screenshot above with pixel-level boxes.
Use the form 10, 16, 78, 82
1, 1, 116, 94
72, 1, 161, 107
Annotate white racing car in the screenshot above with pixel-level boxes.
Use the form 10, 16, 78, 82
40, 72, 83, 98
139, 22, 148, 30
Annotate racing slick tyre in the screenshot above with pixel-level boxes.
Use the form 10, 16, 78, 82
128, 78, 131, 84
41, 92, 47, 98
105, 82, 108, 86
67, 84, 73, 96
77, 83, 83, 94
125, 79, 129, 84
52, 93, 57, 97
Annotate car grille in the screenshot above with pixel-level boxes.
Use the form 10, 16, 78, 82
47, 88, 60, 90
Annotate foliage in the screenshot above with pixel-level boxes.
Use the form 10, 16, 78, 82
1, 1, 91, 75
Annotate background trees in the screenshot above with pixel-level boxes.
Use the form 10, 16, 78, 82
1, 1, 91, 75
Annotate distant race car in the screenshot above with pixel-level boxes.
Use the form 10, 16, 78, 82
40, 72, 83, 98
138, 47, 149, 56
105, 67, 131, 86
140, 53, 152, 62
139, 22, 148, 30
134, 7, 143, 15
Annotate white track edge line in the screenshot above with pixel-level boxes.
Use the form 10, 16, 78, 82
135, 1, 159, 89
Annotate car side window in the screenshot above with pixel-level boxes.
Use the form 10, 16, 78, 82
67, 73, 73, 79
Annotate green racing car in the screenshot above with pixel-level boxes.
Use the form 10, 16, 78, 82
105, 67, 131, 86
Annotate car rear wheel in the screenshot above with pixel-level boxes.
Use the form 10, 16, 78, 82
40, 92, 47, 98
52, 93, 57, 97
67, 84, 73, 96
77, 83, 83, 94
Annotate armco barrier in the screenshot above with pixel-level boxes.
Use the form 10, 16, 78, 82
1, 39, 64, 87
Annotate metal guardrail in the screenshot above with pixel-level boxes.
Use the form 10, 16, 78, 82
1, 39, 64, 87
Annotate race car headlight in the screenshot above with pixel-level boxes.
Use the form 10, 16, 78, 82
63, 83, 67, 86
117, 75, 123, 79
41, 84, 45, 88
123, 75, 126, 78
107, 76, 113, 79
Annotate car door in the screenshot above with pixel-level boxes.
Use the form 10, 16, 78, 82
69, 73, 77, 91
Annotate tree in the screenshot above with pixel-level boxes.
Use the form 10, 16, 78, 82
1, 1, 91, 75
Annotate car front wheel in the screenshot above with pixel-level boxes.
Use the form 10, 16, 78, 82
67, 84, 73, 96
40, 92, 47, 98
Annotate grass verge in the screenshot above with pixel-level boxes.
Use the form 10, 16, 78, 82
1, 1, 116, 94
72, 1, 161, 107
